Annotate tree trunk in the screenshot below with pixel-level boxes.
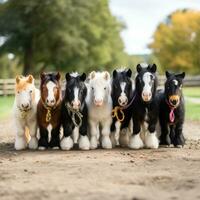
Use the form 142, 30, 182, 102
23, 42, 33, 75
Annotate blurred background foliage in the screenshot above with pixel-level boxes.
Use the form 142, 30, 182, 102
0, 0, 199, 78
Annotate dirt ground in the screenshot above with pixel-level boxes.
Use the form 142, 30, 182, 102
0, 118, 200, 200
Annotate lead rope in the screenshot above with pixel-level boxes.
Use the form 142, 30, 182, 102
165, 99, 177, 123
65, 103, 83, 127
112, 93, 136, 122
41, 100, 56, 123
18, 107, 31, 119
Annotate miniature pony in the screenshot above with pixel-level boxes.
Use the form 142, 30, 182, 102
13, 75, 40, 150
129, 64, 159, 149
111, 69, 134, 146
60, 72, 90, 150
87, 71, 113, 149
158, 71, 185, 147
37, 72, 62, 150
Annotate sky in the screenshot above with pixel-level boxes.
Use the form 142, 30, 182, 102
109, 0, 200, 55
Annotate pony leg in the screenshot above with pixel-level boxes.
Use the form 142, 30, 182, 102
60, 123, 73, 150
28, 120, 38, 150
79, 116, 90, 150
145, 124, 159, 149
38, 126, 48, 150
129, 119, 144, 149
89, 120, 98, 149
15, 121, 27, 150
49, 126, 60, 149
101, 119, 112, 149
173, 122, 185, 148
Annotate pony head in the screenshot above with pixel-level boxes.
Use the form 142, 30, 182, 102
112, 68, 133, 107
64, 72, 87, 110
89, 71, 111, 107
40, 72, 61, 108
15, 75, 35, 111
135, 63, 157, 103
165, 71, 185, 107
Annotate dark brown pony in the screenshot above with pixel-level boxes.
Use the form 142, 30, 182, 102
37, 72, 62, 150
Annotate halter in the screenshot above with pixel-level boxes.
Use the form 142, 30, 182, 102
18, 107, 32, 119
112, 93, 136, 122
41, 99, 58, 123
165, 99, 178, 123
65, 103, 83, 127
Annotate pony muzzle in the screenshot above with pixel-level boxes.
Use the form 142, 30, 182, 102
142, 92, 152, 102
169, 95, 180, 106
94, 99, 103, 107
118, 96, 128, 106
46, 98, 56, 107
71, 100, 81, 110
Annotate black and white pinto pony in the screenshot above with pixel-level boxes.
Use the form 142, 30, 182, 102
60, 72, 90, 150
129, 63, 159, 149
111, 69, 134, 146
158, 71, 185, 147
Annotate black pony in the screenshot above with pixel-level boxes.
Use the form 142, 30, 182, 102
60, 72, 90, 150
158, 71, 185, 147
111, 69, 133, 146
130, 63, 159, 149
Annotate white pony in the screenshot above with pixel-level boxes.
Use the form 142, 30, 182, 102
13, 75, 40, 150
86, 71, 113, 149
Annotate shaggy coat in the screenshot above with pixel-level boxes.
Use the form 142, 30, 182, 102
37, 72, 62, 149
60, 72, 90, 150
158, 71, 185, 147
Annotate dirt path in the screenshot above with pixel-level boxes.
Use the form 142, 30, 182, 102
0, 118, 200, 200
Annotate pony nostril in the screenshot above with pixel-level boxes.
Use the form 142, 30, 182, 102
51, 100, 55, 104
171, 100, 177, 105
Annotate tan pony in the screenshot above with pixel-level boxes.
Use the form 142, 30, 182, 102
13, 75, 40, 150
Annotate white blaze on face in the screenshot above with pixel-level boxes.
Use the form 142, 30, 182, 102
46, 81, 56, 107
173, 80, 178, 86
72, 87, 80, 109
142, 72, 152, 102
118, 82, 128, 106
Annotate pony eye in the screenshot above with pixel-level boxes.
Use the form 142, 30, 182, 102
104, 87, 106, 90
17, 91, 20, 94
30, 90, 32, 93
91, 87, 94, 90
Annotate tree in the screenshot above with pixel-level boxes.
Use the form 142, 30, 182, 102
149, 9, 200, 74
0, 0, 125, 75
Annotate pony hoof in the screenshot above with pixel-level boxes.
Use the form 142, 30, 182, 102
129, 134, 144, 149
145, 132, 159, 149
102, 136, 112, 149
79, 136, 90, 150
60, 137, 73, 150
28, 137, 38, 150
15, 137, 27, 150
38, 146, 46, 150
90, 137, 98, 149
175, 145, 183, 148
52, 147, 60, 150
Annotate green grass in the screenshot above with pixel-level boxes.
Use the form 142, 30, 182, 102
0, 96, 14, 119
185, 102, 200, 121
183, 87, 200, 98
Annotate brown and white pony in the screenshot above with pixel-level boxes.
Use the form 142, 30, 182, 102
37, 72, 62, 150
13, 75, 40, 150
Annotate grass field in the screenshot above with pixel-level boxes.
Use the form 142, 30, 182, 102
0, 87, 199, 121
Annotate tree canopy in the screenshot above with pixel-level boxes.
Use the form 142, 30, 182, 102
150, 9, 200, 74
0, 0, 126, 76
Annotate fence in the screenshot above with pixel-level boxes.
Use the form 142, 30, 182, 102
0, 76, 200, 96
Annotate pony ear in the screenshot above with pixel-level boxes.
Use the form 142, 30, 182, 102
65, 73, 71, 82
89, 71, 96, 80
104, 71, 110, 80
126, 68, 132, 77
80, 73, 86, 82
136, 64, 142, 73
176, 72, 185, 79
149, 64, 157, 73
55, 72, 61, 80
27, 75, 34, 84
165, 71, 171, 78
113, 70, 117, 78
16, 75, 21, 84
40, 72, 46, 80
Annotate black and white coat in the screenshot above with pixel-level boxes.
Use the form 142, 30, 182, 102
158, 71, 185, 147
111, 69, 134, 147
60, 72, 90, 150
129, 63, 159, 149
